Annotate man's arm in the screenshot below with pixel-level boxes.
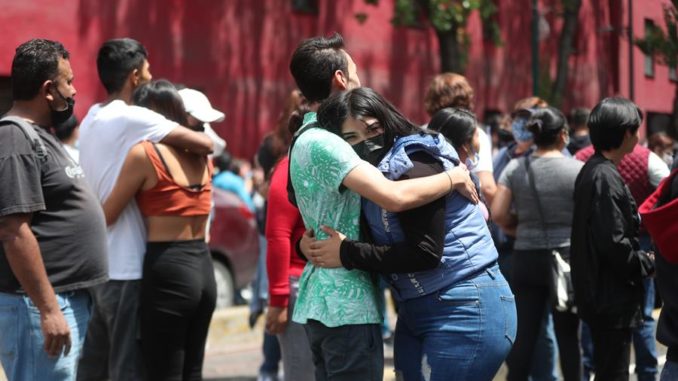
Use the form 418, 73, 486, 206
161, 125, 214, 156
342, 162, 478, 213
0, 214, 71, 357
591, 180, 654, 279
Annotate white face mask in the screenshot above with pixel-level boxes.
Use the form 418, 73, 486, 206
465, 146, 480, 170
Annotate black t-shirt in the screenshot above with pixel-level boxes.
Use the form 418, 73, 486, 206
0, 121, 108, 293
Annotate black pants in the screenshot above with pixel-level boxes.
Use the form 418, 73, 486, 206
141, 240, 217, 381
304, 319, 383, 381
590, 327, 632, 381
506, 248, 582, 381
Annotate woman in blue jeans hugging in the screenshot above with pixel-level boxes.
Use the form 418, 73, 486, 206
301, 87, 517, 381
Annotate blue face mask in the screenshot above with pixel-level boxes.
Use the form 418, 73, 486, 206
511, 117, 533, 142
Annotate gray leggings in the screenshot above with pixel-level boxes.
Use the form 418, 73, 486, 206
278, 276, 315, 381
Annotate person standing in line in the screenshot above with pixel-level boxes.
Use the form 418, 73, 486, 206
639, 166, 678, 381
287, 33, 478, 381
492, 107, 583, 381
77, 38, 213, 381
491, 97, 559, 381
0, 38, 108, 381
571, 97, 655, 381
576, 122, 668, 381
566, 107, 591, 155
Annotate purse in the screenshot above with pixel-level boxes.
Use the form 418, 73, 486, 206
524, 156, 577, 314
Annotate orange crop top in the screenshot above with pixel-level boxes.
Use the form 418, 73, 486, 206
136, 141, 213, 217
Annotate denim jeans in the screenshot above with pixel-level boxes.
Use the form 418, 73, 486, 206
393, 264, 516, 381
660, 360, 678, 381
0, 290, 91, 381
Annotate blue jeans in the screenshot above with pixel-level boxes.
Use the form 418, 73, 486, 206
393, 264, 516, 381
0, 290, 91, 381
660, 360, 678, 381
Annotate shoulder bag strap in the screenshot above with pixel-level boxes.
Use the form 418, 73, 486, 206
524, 155, 551, 248
0, 116, 47, 161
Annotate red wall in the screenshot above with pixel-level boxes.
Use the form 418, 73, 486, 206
0, 0, 675, 157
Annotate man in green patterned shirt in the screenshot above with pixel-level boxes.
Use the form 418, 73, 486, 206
287, 33, 478, 380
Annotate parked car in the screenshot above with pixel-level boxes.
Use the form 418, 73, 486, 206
209, 187, 260, 308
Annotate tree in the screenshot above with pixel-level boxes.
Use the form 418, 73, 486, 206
551, 0, 582, 107
360, 0, 500, 74
635, 0, 678, 134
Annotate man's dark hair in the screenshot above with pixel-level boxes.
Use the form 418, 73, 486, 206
11, 39, 70, 101
526, 106, 568, 148
97, 38, 148, 94
588, 97, 642, 151
54, 115, 79, 141
317, 87, 421, 153
289, 33, 348, 103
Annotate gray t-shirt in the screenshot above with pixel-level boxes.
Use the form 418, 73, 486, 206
498, 155, 583, 250
0, 121, 108, 293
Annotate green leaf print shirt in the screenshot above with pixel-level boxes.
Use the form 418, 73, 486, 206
289, 112, 382, 327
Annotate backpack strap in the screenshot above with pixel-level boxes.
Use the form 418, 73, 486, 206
0, 116, 47, 161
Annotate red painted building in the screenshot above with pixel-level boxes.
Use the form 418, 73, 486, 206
0, 0, 675, 158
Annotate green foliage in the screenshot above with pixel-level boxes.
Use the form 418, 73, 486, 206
389, 0, 500, 41
635, 1, 678, 68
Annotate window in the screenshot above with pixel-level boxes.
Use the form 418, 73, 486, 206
644, 19, 656, 77
292, 0, 318, 14
0, 77, 11, 115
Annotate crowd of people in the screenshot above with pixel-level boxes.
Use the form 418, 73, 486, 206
0, 32, 677, 381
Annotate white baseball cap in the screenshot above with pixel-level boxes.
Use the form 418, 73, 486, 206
178, 88, 225, 123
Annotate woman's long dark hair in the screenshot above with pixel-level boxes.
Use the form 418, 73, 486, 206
428, 107, 477, 151
133, 79, 189, 127
317, 87, 423, 152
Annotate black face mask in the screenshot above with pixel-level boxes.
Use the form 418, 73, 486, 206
49, 85, 75, 126
352, 134, 386, 165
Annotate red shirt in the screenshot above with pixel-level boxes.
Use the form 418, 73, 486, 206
265, 156, 306, 308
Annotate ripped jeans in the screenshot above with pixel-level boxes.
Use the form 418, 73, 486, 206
393, 264, 516, 381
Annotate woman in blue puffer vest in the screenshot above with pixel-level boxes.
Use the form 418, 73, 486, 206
302, 87, 517, 381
